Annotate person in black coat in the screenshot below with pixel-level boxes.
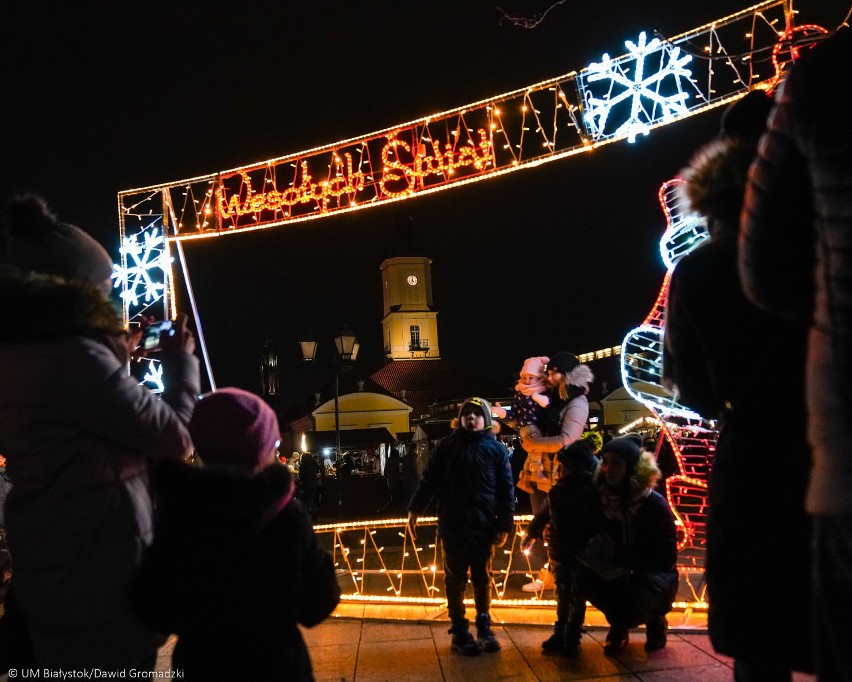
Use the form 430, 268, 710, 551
664, 92, 813, 678
575, 435, 678, 654
522, 439, 598, 657
407, 397, 515, 656
130, 388, 340, 681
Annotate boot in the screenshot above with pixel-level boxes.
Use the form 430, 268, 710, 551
561, 623, 582, 658
448, 619, 482, 656
644, 616, 668, 651
541, 621, 566, 653
603, 626, 629, 655
474, 613, 501, 653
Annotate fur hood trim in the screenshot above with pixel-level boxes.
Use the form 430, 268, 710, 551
678, 137, 756, 231
594, 450, 661, 494
566, 364, 594, 390
0, 267, 123, 343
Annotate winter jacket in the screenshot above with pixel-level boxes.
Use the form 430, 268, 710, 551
519, 393, 588, 493
579, 453, 678, 580
525, 469, 596, 564
740, 29, 852, 515
666, 151, 813, 667
408, 428, 515, 544
0, 269, 199, 668
131, 459, 340, 681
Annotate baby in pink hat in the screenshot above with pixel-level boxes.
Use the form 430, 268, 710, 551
493, 356, 551, 426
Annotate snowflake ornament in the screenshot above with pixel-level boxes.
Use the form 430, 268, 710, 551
581, 31, 693, 143
112, 228, 168, 310
141, 359, 165, 394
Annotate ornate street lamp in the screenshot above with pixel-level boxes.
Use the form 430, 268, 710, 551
299, 326, 359, 515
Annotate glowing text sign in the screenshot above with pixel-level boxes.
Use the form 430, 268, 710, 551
216, 126, 493, 229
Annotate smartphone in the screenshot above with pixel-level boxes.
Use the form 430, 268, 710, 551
140, 320, 174, 351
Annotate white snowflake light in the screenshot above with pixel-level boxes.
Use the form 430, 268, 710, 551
580, 31, 693, 143
141, 359, 164, 394
112, 227, 169, 311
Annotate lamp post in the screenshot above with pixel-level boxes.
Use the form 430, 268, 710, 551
300, 326, 359, 514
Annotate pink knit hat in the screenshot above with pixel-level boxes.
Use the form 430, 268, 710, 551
520, 356, 549, 378
189, 387, 281, 470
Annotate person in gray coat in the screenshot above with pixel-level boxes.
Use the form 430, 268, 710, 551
0, 195, 199, 669
740, 26, 852, 680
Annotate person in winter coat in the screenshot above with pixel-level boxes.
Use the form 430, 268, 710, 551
664, 92, 813, 679
575, 434, 678, 654
131, 387, 340, 681
739, 26, 852, 681
407, 397, 515, 656
298, 451, 320, 522
0, 194, 199, 669
522, 439, 599, 657
519, 351, 593, 591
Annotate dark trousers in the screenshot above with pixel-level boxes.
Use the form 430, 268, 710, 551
553, 560, 585, 642
814, 515, 852, 682
442, 537, 493, 622
577, 568, 675, 631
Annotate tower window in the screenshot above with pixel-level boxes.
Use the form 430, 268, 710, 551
410, 325, 420, 349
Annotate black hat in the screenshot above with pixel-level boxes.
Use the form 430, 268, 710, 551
599, 433, 644, 472
719, 89, 772, 141
547, 351, 579, 375
457, 396, 493, 430
556, 440, 598, 474
5, 194, 113, 292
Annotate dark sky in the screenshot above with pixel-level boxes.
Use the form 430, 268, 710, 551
3, 1, 844, 408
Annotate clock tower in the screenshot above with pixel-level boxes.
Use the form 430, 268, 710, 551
380, 256, 440, 360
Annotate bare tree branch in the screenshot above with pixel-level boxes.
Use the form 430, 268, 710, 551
498, 0, 569, 28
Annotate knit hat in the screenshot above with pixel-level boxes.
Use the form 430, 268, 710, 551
520, 356, 549, 378
599, 433, 644, 473
457, 396, 493, 430
556, 439, 598, 474
189, 387, 281, 470
719, 89, 772, 141
4, 195, 113, 292
547, 351, 579, 375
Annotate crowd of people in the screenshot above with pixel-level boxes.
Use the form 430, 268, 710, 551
1, 22, 850, 681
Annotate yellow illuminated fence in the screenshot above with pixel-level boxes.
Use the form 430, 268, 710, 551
313, 515, 708, 609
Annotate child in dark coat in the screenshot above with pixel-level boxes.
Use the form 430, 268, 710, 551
130, 388, 340, 681
522, 439, 599, 656
407, 397, 515, 656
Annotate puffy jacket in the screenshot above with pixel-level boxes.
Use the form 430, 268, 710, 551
408, 428, 515, 543
0, 269, 199, 667
519, 393, 588, 493
740, 29, 852, 514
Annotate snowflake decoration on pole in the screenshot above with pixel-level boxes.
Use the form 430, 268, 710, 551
112, 227, 168, 312
580, 31, 693, 143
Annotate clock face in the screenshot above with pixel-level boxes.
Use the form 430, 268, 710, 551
407, 275, 418, 285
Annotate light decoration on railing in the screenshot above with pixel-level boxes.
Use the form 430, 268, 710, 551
313, 515, 706, 609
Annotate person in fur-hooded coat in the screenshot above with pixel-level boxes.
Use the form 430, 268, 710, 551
0, 195, 199, 669
518, 352, 593, 498
131, 388, 340, 681
575, 435, 678, 654
663, 116, 813, 676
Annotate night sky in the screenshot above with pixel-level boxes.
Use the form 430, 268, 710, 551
3, 1, 845, 410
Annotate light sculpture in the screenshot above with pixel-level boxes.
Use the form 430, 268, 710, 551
116, 1, 803, 383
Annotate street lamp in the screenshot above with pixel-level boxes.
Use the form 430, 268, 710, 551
300, 326, 359, 514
